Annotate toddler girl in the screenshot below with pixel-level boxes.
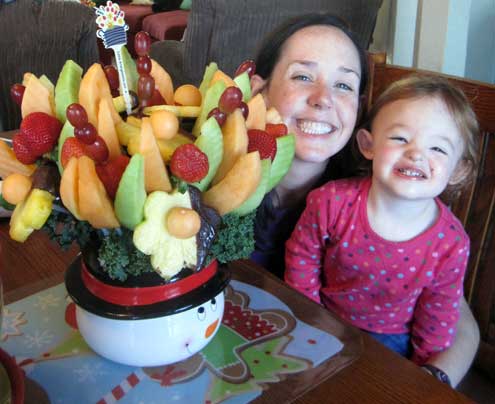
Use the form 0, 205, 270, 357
285, 75, 479, 365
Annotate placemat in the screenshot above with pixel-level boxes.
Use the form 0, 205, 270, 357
1, 280, 343, 403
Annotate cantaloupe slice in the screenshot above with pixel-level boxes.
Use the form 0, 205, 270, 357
245, 93, 266, 130
209, 70, 236, 88
79, 63, 121, 128
151, 59, 174, 105
21, 74, 55, 118
139, 117, 172, 192
203, 151, 262, 216
0, 140, 36, 178
60, 157, 82, 219
78, 156, 119, 228
212, 109, 248, 185
98, 98, 122, 160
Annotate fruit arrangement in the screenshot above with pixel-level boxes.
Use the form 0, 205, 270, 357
2, 30, 295, 282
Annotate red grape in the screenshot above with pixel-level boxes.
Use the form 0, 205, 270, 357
218, 87, 243, 114
136, 56, 152, 75
239, 102, 249, 120
104, 65, 119, 91
85, 136, 109, 164
134, 31, 151, 57
207, 107, 226, 126
235, 59, 256, 78
138, 75, 155, 101
74, 123, 97, 145
10, 83, 25, 106
66, 103, 88, 128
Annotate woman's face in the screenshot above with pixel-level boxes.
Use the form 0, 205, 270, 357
253, 25, 362, 164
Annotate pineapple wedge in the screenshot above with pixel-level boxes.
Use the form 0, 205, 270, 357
9, 189, 54, 242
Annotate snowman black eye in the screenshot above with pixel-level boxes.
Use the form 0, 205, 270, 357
210, 298, 217, 312
197, 306, 206, 321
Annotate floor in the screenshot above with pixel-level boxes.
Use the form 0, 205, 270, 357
458, 368, 495, 403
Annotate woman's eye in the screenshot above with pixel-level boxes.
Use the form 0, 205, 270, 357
292, 74, 311, 82
210, 298, 217, 312
197, 306, 206, 321
431, 146, 447, 155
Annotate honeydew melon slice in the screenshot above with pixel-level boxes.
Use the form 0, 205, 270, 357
266, 133, 295, 192
192, 80, 226, 137
192, 117, 223, 191
120, 45, 138, 94
232, 158, 271, 216
115, 153, 146, 230
55, 60, 83, 123
198, 62, 218, 98
233, 71, 252, 102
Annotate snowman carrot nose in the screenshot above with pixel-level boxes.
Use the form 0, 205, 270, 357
205, 319, 219, 338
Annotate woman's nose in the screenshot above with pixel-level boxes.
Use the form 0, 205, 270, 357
308, 86, 333, 109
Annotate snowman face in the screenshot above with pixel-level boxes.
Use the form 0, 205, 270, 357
76, 290, 225, 367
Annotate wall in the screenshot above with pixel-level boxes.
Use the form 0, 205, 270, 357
370, 0, 495, 84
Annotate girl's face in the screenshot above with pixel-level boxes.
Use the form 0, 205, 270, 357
358, 96, 466, 201
252, 25, 362, 164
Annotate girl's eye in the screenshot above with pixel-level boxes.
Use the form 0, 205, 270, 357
197, 306, 206, 321
210, 298, 217, 312
336, 82, 353, 91
431, 146, 447, 155
390, 136, 407, 143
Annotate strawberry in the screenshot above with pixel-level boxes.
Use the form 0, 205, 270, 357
247, 129, 277, 161
170, 144, 209, 183
12, 132, 37, 164
265, 123, 288, 138
95, 155, 130, 199
61, 137, 87, 168
20, 112, 62, 156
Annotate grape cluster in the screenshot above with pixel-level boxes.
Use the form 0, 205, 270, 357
134, 31, 155, 109
10, 83, 26, 106
103, 65, 120, 98
66, 103, 109, 163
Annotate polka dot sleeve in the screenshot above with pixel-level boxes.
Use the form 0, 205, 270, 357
285, 184, 334, 303
410, 233, 470, 364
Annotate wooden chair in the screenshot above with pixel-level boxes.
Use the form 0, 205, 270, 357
367, 56, 495, 381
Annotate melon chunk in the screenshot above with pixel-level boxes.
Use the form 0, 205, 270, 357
21, 74, 55, 118
139, 118, 172, 192
203, 151, 262, 216
151, 59, 174, 105
98, 98, 122, 160
78, 156, 119, 228
212, 108, 248, 185
245, 93, 266, 130
60, 157, 82, 219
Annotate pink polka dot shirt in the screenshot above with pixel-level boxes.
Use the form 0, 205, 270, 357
285, 177, 469, 364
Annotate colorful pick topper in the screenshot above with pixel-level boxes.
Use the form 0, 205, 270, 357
95, 1, 133, 114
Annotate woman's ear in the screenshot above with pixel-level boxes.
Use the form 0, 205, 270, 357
449, 159, 472, 186
250, 74, 267, 96
356, 129, 374, 160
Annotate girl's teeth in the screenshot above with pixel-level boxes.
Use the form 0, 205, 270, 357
399, 168, 425, 178
297, 120, 332, 135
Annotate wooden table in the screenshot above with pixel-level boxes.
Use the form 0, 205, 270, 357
0, 221, 473, 403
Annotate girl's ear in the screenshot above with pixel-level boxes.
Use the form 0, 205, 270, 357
250, 74, 267, 96
356, 128, 374, 160
449, 159, 472, 186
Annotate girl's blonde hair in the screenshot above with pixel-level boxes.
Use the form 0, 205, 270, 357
363, 74, 480, 195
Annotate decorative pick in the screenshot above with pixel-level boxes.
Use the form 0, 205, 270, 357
94, 1, 133, 115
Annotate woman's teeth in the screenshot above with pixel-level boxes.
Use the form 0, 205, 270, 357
297, 120, 332, 135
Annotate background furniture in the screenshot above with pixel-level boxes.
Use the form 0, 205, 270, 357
368, 56, 495, 399
143, 9, 189, 42
150, 0, 383, 87
0, 0, 99, 131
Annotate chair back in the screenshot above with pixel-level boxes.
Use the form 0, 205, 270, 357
368, 57, 495, 377
175, 0, 382, 85
0, 0, 99, 130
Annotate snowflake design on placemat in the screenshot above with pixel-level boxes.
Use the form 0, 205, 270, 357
24, 329, 54, 349
1, 308, 27, 341
33, 292, 61, 311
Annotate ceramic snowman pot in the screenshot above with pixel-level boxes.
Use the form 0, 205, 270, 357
65, 254, 230, 367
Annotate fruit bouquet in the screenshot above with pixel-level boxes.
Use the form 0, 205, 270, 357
1, 2, 295, 366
